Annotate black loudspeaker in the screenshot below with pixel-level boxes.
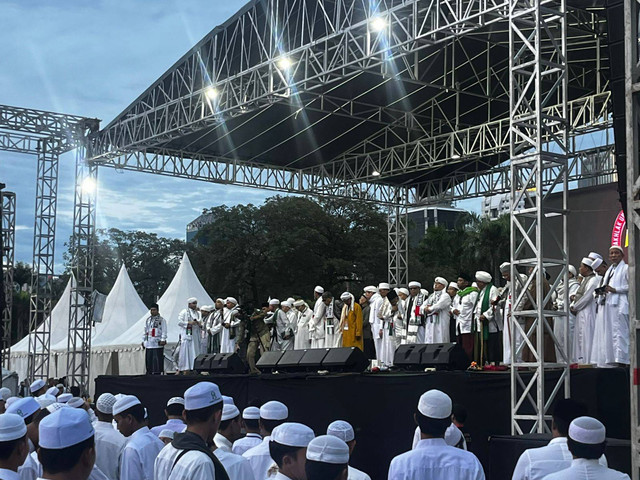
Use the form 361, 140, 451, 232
256, 351, 284, 372
194, 353, 247, 374
277, 350, 306, 371
298, 348, 330, 371
321, 347, 368, 372
393, 343, 468, 370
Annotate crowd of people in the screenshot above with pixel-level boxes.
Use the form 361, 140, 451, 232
0, 376, 630, 479
142, 246, 629, 374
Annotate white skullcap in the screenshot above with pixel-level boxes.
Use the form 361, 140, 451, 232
588, 252, 603, 260
420, 289, 429, 297
569, 416, 606, 444
5, 397, 18, 408
568, 265, 577, 277
272, 422, 315, 447
378, 282, 390, 290
581, 257, 595, 268
216, 298, 225, 303
475, 271, 492, 283
55, 384, 63, 389
281, 301, 292, 308
159, 429, 175, 439
222, 395, 235, 406
36, 395, 56, 409
269, 299, 280, 306
187, 297, 198, 304
287, 297, 295, 305
184, 382, 222, 410
471, 282, 478, 289
293, 300, 305, 307
96, 393, 117, 414
221, 404, 240, 421
201, 305, 214, 312
46, 387, 59, 397
327, 420, 355, 443
434, 277, 447, 287
314, 286, 324, 294
418, 389, 452, 419
408, 281, 422, 288
0, 387, 11, 401
29, 379, 46, 393
306, 435, 350, 464
445, 424, 463, 447
6, 397, 40, 419
592, 258, 603, 270
260, 401, 288, 420
57, 393, 72, 404
243, 406, 260, 420
448, 282, 459, 290
226, 297, 238, 305
398, 288, 410, 296
68, 397, 85, 409
500, 262, 510, 273
112, 395, 141, 416
0, 413, 27, 441
167, 397, 185, 407
340, 292, 352, 301
46, 403, 68, 413
610, 245, 624, 253
363, 285, 378, 293
39, 408, 94, 449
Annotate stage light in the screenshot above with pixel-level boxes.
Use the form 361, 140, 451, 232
205, 87, 219, 100
451, 153, 461, 160
278, 56, 293, 71
370, 16, 387, 32
81, 177, 96, 194
372, 170, 381, 177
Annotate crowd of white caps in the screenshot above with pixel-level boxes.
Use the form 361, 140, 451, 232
0, 375, 625, 480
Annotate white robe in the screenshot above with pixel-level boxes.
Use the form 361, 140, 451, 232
502, 281, 526, 365
423, 291, 452, 343
294, 306, 313, 350
380, 302, 399, 366
267, 309, 293, 351
243, 436, 274, 480
348, 465, 372, 480
570, 274, 598, 364
220, 306, 241, 353
309, 298, 326, 348
19, 451, 110, 480
207, 309, 224, 353
554, 278, 580, 362
94, 420, 126, 480
215, 448, 256, 480
177, 308, 202, 371
324, 302, 339, 348
119, 426, 164, 480
370, 294, 386, 360
543, 458, 628, 480
232, 433, 263, 456
591, 260, 630, 366
155, 444, 214, 480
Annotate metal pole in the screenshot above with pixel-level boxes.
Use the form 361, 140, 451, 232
1, 190, 16, 371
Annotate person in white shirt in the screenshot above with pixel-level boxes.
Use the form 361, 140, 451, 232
232, 407, 263, 455
266, 299, 294, 351
214, 404, 242, 452
512, 399, 607, 480
177, 298, 203, 374
305, 435, 350, 480
243, 401, 289, 480
543, 416, 629, 479
141, 303, 167, 375
293, 300, 313, 350
309, 286, 326, 348
371, 283, 391, 361
474, 271, 501, 366
267, 422, 315, 480
221, 297, 242, 354
0, 387, 11, 414
423, 277, 453, 343
112, 395, 163, 480
570, 258, 600, 364
154, 382, 228, 480
0, 413, 29, 480
93, 393, 126, 480
150, 397, 186, 437
452, 274, 478, 361
326, 420, 371, 480
388, 389, 485, 480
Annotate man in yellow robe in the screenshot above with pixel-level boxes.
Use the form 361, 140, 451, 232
339, 292, 364, 351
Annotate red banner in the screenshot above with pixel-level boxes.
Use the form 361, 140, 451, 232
611, 210, 626, 248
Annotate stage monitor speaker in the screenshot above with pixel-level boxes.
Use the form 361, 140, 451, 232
277, 350, 307, 371
393, 343, 468, 370
256, 351, 284, 372
298, 348, 330, 371
321, 347, 368, 372
393, 344, 428, 368
193, 354, 217, 372
194, 353, 247, 374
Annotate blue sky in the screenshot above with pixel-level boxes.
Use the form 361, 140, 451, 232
0, 0, 274, 269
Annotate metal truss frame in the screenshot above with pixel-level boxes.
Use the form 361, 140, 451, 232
625, 0, 640, 476
1, 191, 16, 369
509, 0, 570, 434
388, 205, 408, 286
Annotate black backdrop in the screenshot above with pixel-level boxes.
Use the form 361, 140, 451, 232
96, 368, 629, 480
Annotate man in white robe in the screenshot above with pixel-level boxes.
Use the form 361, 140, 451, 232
220, 297, 242, 354
243, 401, 289, 480
327, 420, 371, 480
293, 300, 312, 350
554, 265, 580, 362
265, 299, 293, 351
94, 393, 126, 480
206, 299, 224, 354
177, 297, 202, 374
142, 303, 167, 375
380, 290, 400, 367
591, 245, 630, 367
423, 277, 452, 343
309, 286, 327, 348
322, 292, 339, 348
266, 422, 315, 480
570, 258, 599, 364
199, 305, 214, 353
232, 407, 262, 455
402, 283, 428, 344
498, 264, 527, 366
396, 288, 409, 345
474, 272, 501, 365
284, 301, 299, 345
452, 274, 477, 361
371, 283, 390, 361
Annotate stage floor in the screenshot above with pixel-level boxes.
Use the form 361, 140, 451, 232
96, 368, 629, 480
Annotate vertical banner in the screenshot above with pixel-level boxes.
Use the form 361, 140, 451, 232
611, 210, 627, 248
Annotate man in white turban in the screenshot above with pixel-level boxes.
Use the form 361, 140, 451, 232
177, 297, 202, 374
294, 300, 313, 350
423, 277, 453, 343
570, 258, 599, 364
473, 271, 500, 366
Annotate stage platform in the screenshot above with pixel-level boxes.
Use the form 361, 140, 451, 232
96, 368, 629, 480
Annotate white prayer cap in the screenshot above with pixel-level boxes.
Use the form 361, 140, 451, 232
201, 305, 214, 312
500, 262, 510, 273
281, 301, 292, 308
363, 285, 378, 293
287, 297, 296, 305
269, 299, 280, 306
222, 395, 235, 405
475, 271, 492, 283
46, 387, 59, 397
293, 299, 305, 307
226, 297, 238, 305
378, 282, 390, 290
471, 282, 478, 289
417, 389, 452, 419
568, 265, 577, 277
216, 298, 225, 303
588, 252, 603, 260
112, 395, 141, 416
314, 286, 324, 294
581, 257, 595, 268
408, 281, 422, 288
272, 422, 315, 447
68, 397, 85, 409
187, 297, 198, 304
0, 387, 11, 401
55, 384, 63, 389
420, 289, 429, 296
7, 397, 40, 419
260, 401, 288, 420
340, 292, 352, 301
58, 393, 72, 404
448, 282, 459, 290
398, 288, 410, 296
167, 397, 185, 407
569, 416, 606, 444
434, 277, 447, 287
39, 408, 94, 450
445, 424, 463, 447
327, 420, 355, 443
184, 382, 222, 410
222, 404, 240, 421
37, 395, 56, 409
610, 245, 624, 253
592, 258, 603, 270
243, 406, 260, 420
96, 393, 117, 414
29, 379, 46, 393
0, 413, 27, 441
5, 397, 18, 408
159, 429, 175, 440
46, 403, 68, 413
306, 435, 350, 464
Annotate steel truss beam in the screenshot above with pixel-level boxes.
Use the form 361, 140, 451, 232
509, 0, 570, 434
0, 132, 64, 155
388, 206, 408, 286
66, 143, 97, 394
28, 138, 59, 382
1, 191, 16, 369
625, 0, 640, 476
